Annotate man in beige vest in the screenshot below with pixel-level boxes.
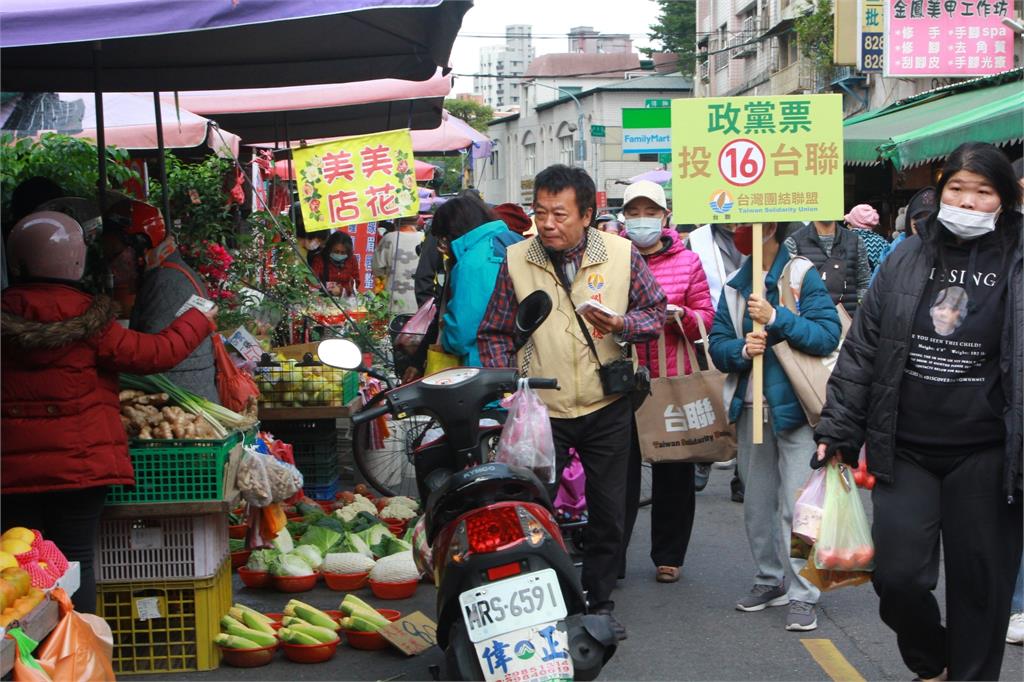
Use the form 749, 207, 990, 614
479, 165, 667, 641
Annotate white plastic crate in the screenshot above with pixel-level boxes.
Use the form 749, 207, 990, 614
95, 514, 228, 583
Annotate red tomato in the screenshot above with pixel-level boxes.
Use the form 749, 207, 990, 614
865, 475, 876, 490
853, 469, 866, 487
835, 549, 858, 571
851, 546, 874, 567
816, 549, 839, 569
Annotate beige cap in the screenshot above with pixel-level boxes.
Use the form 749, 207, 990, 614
622, 180, 668, 211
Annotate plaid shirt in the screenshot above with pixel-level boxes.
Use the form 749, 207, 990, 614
478, 232, 667, 368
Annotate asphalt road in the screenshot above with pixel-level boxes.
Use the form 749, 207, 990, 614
148, 471, 1024, 681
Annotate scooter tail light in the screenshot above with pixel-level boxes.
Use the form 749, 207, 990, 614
465, 507, 525, 555
486, 562, 523, 581
516, 506, 551, 547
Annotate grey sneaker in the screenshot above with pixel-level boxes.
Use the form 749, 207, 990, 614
695, 463, 711, 491
735, 584, 788, 612
785, 600, 818, 631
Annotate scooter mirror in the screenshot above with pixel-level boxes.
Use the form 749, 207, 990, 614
513, 290, 553, 351
317, 339, 363, 370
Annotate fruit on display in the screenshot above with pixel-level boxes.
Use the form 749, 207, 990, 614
0, 552, 19, 571
256, 355, 351, 408
1, 539, 31, 556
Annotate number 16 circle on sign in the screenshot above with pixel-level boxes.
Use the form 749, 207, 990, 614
719, 139, 765, 187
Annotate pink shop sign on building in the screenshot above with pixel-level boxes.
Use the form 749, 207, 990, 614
883, 0, 1013, 77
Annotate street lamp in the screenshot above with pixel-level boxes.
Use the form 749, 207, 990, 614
522, 80, 586, 166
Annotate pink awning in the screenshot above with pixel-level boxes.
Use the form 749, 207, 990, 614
410, 110, 492, 156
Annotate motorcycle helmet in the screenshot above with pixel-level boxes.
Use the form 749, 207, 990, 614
7, 211, 87, 282
104, 197, 166, 251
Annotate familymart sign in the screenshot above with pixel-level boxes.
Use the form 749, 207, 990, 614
622, 108, 671, 154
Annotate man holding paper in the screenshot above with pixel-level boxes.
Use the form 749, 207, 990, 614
479, 164, 666, 641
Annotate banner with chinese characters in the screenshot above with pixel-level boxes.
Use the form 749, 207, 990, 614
883, 0, 1012, 77
670, 95, 844, 225
341, 222, 378, 292
858, 0, 885, 72
293, 129, 420, 232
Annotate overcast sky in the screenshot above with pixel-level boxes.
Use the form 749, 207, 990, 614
449, 0, 663, 94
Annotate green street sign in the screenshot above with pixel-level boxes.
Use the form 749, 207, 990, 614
645, 98, 672, 108
590, 124, 606, 138
658, 152, 672, 164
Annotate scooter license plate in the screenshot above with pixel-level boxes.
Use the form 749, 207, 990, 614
473, 623, 572, 682
459, 569, 568, 643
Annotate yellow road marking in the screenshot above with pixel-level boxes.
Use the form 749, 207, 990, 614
802, 638, 866, 682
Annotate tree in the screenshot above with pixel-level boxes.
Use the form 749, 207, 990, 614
443, 98, 494, 132
419, 155, 465, 195
645, 0, 697, 77
795, 0, 836, 84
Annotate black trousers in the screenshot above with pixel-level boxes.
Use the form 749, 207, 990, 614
622, 421, 696, 570
2, 486, 109, 614
550, 397, 632, 608
871, 446, 1022, 681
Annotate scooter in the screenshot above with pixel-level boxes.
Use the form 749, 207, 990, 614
318, 292, 618, 681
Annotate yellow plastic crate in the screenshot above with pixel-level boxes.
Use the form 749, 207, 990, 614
96, 558, 231, 674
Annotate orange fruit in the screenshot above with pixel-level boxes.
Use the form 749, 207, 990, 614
1, 568, 30, 598
1, 528, 35, 545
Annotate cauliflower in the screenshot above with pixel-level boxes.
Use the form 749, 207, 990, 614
387, 496, 419, 512
349, 494, 378, 514
380, 503, 416, 521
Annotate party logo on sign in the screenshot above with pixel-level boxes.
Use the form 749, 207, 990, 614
587, 273, 606, 291
514, 641, 536, 660
709, 190, 734, 214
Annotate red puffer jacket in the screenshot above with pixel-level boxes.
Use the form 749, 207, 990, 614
638, 230, 716, 378
1, 283, 214, 494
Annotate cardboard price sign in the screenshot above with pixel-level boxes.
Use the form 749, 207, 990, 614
379, 611, 438, 655
671, 95, 844, 226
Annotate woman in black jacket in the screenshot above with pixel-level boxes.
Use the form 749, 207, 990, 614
815, 142, 1023, 681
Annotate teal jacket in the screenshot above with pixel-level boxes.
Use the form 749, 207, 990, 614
709, 247, 841, 434
441, 220, 523, 366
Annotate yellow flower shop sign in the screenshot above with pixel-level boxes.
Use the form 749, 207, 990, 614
670, 94, 844, 225
293, 129, 420, 232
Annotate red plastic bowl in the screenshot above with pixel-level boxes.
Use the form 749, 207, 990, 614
369, 578, 418, 600
281, 639, 339, 663
229, 524, 248, 540
323, 571, 370, 591
237, 566, 272, 589
342, 628, 388, 651
377, 608, 402, 622
218, 642, 277, 668
231, 550, 252, 570
272, 574, 318, 593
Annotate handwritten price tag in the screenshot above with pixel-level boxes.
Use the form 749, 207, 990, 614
379, 611, 438, 656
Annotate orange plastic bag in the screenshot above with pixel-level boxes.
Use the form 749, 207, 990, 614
259, 503, 287, 540
27, 589, 114, 682
212, 334, 260, 412
11, 627, 51, 682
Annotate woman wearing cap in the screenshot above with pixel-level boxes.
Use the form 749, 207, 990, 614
1, 212, 218, 614
618, 180, 716, 584
815, 142, 1023, 680
845, 203, 889, 272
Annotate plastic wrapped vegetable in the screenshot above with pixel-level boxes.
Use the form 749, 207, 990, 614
269, 552, 315, 577
291, 545, 323, 571
369, 551, 419, 583
236, 450, 273, 507
322, 552, 375, 575
266, 458, 304, 502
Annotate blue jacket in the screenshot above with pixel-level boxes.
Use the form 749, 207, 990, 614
870, 231, 905, 285
442, 220, 523, 366
709, 247, 841, 434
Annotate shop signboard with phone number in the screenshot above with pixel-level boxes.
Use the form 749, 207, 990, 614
670, 94, 844, 225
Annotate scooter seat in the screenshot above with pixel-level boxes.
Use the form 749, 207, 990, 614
424, 462, 552, 544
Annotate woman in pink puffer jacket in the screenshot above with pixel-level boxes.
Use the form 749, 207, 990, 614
617, 181, 716, 585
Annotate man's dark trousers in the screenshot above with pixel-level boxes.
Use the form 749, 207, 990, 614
549, 396, 632, 609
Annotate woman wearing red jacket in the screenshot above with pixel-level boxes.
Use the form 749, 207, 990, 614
1, 211, 217, 614
618, 181, 717, 584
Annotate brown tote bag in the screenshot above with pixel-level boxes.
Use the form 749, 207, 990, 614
634, 314, 737, 464
771, 257, 853, 428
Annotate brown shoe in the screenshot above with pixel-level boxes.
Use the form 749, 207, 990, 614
655, 566, 680, 583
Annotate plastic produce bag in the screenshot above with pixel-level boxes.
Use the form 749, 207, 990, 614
792, 467, 827, 544
495, 380, 556, 483
236, 448, 273, 507
395, 297, 436, 354
212, 334, 260, 413
11, 627, 50, 682
33, 588, 115, 681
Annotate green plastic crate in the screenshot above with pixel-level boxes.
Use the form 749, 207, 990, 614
106, 431, 242, 505
342, 369, 360, 404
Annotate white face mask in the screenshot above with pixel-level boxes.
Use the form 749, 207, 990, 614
623, 216, 663, 248
938, 202, 999, 240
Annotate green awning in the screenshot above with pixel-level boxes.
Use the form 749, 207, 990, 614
844, 74, 1024, 170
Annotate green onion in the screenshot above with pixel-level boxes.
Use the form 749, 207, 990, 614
121, 374, 253, 437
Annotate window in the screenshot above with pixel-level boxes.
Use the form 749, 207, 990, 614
559, 135, 574, 166
638, 153, 659, 162
777, 32, 799, 69
491, 150, 501, 180
524, 143, 536, 176
713, 24, 729, 71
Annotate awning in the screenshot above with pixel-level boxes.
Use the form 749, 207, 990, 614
844, 71, 1024, 170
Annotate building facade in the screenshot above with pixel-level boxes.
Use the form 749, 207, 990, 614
474, 24, 536, 110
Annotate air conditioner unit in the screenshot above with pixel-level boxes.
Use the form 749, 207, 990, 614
699, 60, 711, 82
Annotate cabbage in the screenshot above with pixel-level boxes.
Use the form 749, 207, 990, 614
269, 553, 315, 577
338, 532, 374, 559
381, 535, 412, 557
298, 526, 342, 555
291, 545, 323, 571
245, 549, 280, 572
357, 524, 395, 558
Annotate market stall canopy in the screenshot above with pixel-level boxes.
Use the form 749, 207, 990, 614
165, 68, 452, 144
409, 110, 493, 157
844, 69, 1024, 170
0, 0, 470, 91
1, 92, 240, 156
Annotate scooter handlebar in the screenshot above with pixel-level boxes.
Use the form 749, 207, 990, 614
351, 403, 391, 426
527, 378, 559, 390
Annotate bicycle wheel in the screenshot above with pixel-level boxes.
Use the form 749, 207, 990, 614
352, 414, 434, 498
638, 461, 653, 508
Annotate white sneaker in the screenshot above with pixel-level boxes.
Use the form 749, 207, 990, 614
1007, 612, 1024, 645
713, 458, 736, 470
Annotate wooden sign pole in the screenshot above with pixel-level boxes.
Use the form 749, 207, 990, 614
751, 222, 764, 445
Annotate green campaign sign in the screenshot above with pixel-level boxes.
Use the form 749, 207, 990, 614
670, 95, 844, 225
